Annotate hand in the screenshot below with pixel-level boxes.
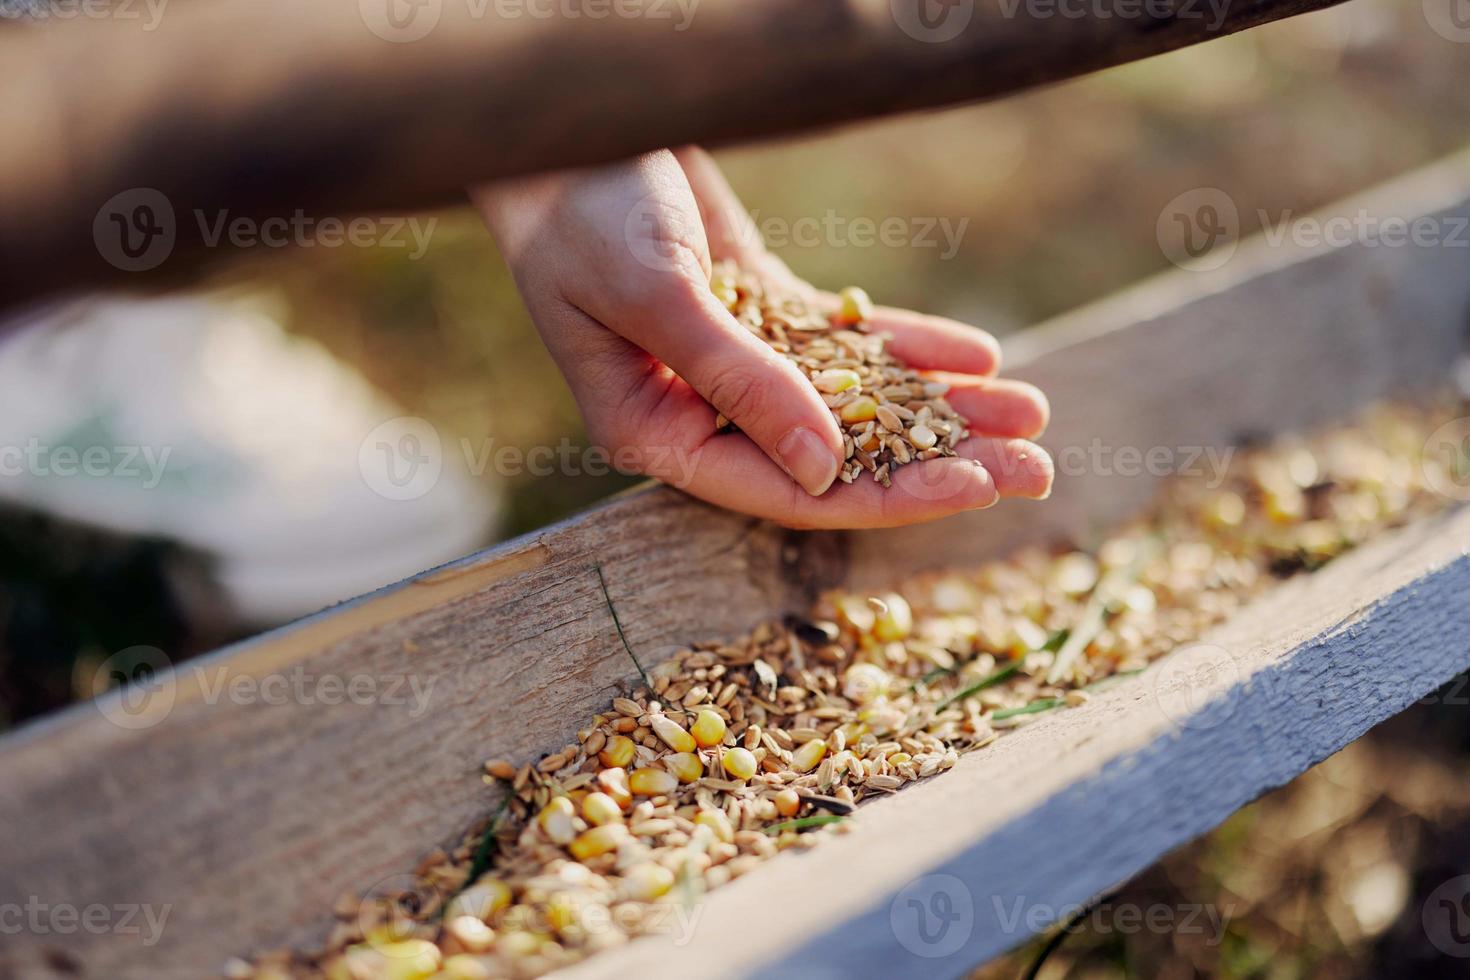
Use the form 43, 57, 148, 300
471, 148, 1052, 529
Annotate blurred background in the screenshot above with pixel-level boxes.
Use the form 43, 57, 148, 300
2, 0, 1468, 974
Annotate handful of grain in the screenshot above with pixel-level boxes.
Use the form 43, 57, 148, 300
710, 261, 970, 487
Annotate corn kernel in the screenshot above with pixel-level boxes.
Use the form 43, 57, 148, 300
650, 715, 697, 753
370, 940, 440, 980
695, 808, 735, 844
813, 368, 861, 394
836, 285, 874, 324
836, 594, 877, 634
774, 788, 801, 818
446, 878, 511, 921
665, 752, 704, 783
907, 423, 938, 450
497, 931, 541, 958
443, 915, 495, 954
840, 396, 879, 424
872, 593, 912, 641
537, 796, 577, 845
582, 792, 624, 826
690, 709, 727, 748
597, 768, 632, 809
722, 746, 757, 781
569, 823, 629, 861
441, 954, 493, 980
598, 734, 636, 769
1204, 492, 1247, 529
619, 862, 675, 901
712, 274, 739, 310
628, 767, 679, 797
842, 663, 890, 704
791, 739, 827, 774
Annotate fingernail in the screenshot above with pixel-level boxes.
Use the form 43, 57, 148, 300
776, 427, 839, 496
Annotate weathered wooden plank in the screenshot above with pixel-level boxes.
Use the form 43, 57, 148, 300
0, 154, 1466, 978
0, 0, 1350, 306
560, 503, 1470, 979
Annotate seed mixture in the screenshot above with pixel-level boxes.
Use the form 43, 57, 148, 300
236, 397, 1462, 980
710, 262, 970, 487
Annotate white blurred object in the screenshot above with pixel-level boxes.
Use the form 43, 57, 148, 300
0, 293, 500, 623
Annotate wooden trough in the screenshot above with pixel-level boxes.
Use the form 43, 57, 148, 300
2, 150, 1467, 979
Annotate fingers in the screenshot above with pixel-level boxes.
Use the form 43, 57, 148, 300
661, 434, 1001, 529
866, 307, 1002, 377
933, 373, 1050, 439
957, 436, 1054, 499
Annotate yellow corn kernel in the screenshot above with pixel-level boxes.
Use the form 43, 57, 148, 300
372, 940, 440, 980
441, 955, 493, 980
619, 862, 675, 901
791, 739, 827, 774
446, 878, 511, 921
665, 752, 704, 783
722, 746, 757, 781
695, 808, 735, 844
1264, 485, 1305, 523
872, 593, 912, 641
839, 396, 879, 424
538, 796, 577, 845
773, 788, 801, 818
690, 709, 727, 748
836, 285, 874, 324
651, 715, 697, 753
596, 767, 632, 809
443, 915, 495, 954
711, 274, 739, 310
1203, 491, 1246, 529
546, 892, 578, 932
598, 734, 636, 769
628, 767, 679, 797
569, 823, 629, 861
813, 368, 861, 394
582, 792, 624, 826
